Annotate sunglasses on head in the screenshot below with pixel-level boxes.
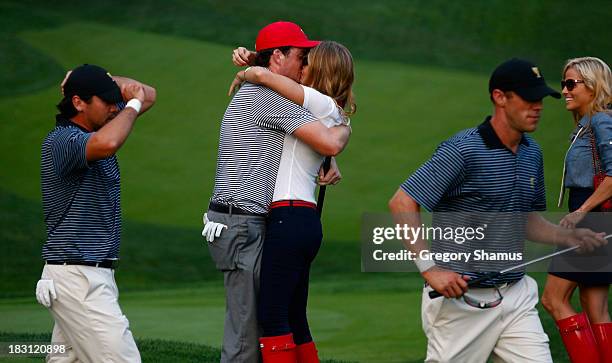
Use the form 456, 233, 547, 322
561, 79, 585, 91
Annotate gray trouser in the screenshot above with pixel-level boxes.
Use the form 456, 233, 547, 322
206, 210, 266, 363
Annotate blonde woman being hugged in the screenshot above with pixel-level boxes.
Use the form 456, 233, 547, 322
542, 57, 612, 363
230, 41, 354, 362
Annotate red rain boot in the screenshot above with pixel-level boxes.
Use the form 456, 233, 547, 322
259, 333, 297, 363
556, 312, 602, 363
592, 323, 612, 363
296, 341, 320, 363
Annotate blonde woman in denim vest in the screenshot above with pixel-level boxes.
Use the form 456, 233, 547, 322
541, 57, 612, 363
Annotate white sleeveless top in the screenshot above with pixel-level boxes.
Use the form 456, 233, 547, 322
272, 86, 344, 203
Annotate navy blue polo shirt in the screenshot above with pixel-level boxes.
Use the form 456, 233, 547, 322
401, 117, 546, 285
40, 115, 121, 262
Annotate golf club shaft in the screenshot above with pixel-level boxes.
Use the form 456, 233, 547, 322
316, 157, 332, 215
497, 245, 580, 274
429, 234, 612, 299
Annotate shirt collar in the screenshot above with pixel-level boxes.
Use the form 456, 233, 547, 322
55, 114, 90, 133
477, 116, 529, 150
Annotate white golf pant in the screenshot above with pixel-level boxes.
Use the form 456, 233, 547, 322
41, 264, 141, 363
421, 275, 552, 363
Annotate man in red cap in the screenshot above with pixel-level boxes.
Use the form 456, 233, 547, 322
204, 22, 349, 363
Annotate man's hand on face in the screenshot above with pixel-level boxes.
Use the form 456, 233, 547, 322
422, 266, 470, 298
317, 157, 341, 186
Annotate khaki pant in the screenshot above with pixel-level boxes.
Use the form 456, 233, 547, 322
41, 264, 141, 363
422, 275, 552, 363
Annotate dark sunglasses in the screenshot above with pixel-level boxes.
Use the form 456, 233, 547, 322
561, 79, 585, 91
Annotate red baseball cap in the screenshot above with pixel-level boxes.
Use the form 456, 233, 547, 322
255, 21, 320, 52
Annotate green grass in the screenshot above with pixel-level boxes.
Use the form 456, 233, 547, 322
0, 282, 419, 362
0, 276, 605, 362
0, 332, 220, 363
1, 0, 610, 78
0, 331, 351, 363
0, 22, 575, 240
1, 3, 611, 363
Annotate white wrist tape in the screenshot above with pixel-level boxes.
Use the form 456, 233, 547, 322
415, 257, 435, 273
126, 99, 142, 113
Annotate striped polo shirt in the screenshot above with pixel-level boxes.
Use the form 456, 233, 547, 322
41, 115, 121, 262
211, 82, 317, 214
401, 117, 546, 285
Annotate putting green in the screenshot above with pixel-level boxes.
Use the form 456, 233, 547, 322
0, 281, 425, 362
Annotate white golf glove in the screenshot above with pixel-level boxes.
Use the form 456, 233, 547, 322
36, 279, 57, 308
202, 213, 228, 243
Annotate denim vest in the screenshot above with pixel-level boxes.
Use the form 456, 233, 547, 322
558, 112, 612, 206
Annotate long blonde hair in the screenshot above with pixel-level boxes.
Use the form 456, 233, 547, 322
303, 41, 356, 116
563, 57, 612, 121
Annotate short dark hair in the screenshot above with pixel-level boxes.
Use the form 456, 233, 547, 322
489, 90, 515, 104
56, 95, 92, 118
254, 46, 292, 67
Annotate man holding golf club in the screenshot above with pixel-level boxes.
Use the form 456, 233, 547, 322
389, 58, 608, 362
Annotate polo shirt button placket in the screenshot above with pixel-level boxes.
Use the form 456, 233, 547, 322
512, 154, 519, 208
516, 153, 520, 181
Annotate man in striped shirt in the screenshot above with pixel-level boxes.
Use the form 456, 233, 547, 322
36, 64, 156, 362
204, 22, 351, 362
389, 59, 607, 362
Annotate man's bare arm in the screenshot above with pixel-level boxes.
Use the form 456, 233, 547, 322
526, 212, 607, 252
86, 84, 144, 162
388, 189, 469, 298
293, 122, 350, 157
388, 189, 430, 254
229, 67, 304, 106
113, 76, 157, 114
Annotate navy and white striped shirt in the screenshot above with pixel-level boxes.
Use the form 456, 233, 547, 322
41, 115, 121, 262
401, 117, 546, 285
211, 83, 317, 214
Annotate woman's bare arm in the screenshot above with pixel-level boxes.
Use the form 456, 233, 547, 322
229, 66, 304, 106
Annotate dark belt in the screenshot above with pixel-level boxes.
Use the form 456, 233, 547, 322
208, 202, 267, 217
46, 259, 119, 269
